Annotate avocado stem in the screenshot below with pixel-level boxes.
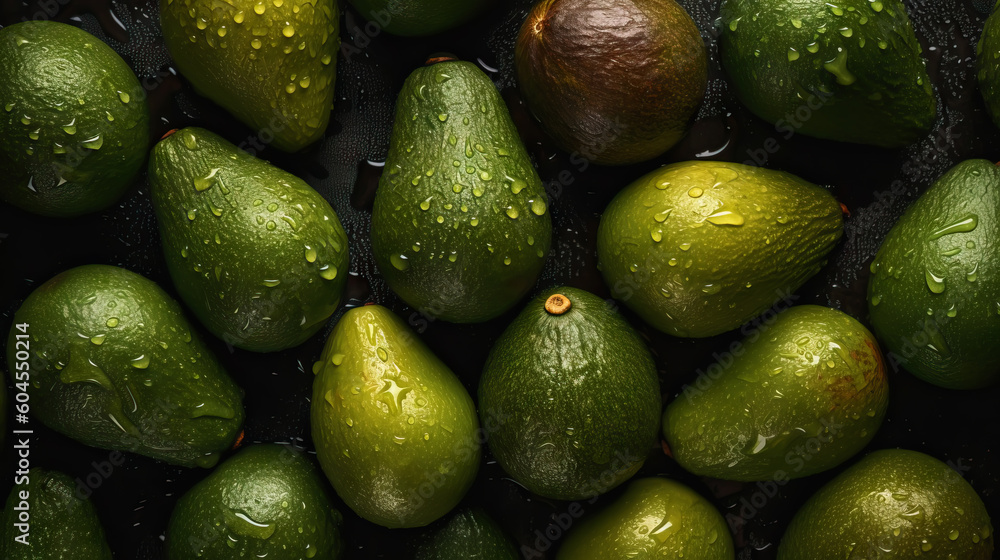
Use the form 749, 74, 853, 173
425, 55, 459, 65
544, 294, 572, 315
161, 128, 179, 140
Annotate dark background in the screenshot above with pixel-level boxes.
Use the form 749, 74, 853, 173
1, 0, 999, 557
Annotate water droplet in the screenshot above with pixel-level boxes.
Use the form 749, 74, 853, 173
949, 530, 960, 541
82, 135, 103, 150
106, 317, 119, 328
706, 210, 745, 226
930, 215, 978, 240
505, 206, 519, 219
924, 269, 946, 294
390, 254, 409, 271
679, 242, 692, 251
688, 187, 704, 198
224, 509, 276, 540
702, 284, 722, 295
871, 0, 883, 11
787, 47, 800, 61
376, 347, 388, 362
437, 113, 448, 122
530, 199, 547, 216
319, 266, 337, 280
118, 91, 130, 103
840, 27, 853, 37
871, 294, 881, 306
131, 355, 150, 369
282, 24, 295, 37
194, 168, 220, 191
823, 49, 856, 86
510, 178, 527, 194
650, 230, 662, 242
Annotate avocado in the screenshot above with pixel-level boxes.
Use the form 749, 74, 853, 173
778, 449, 994, 560
415, 508, 518, 560
347, 0, 493, 36
718, 0, 936, 147
149, 127, 349, 353
166, 444, 345, 560
160, 0, 338, 152
311, 304, 480, 528
371, 59, 551, 324
5, 264, 244, 468
556, 477, 734, 560
0, 468, 113, 560
597, 161, 843, 338
0, 21, 149, 217
478, 287, 661, 501
515, 0, 707, 165
979, 4, 1000, 129
663, 305, 888, 481
868, 160, 1000, 389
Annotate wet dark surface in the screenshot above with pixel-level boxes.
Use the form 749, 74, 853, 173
1, 0, 1000, 558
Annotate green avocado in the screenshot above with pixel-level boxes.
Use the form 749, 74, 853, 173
149, 127, 349, 353
0, 468, 113, 560
868, 159, 1000, 389
778, 449, 994, 560
0, 21, 149, 217
5, 264, 244, 468
478, 287, 661, 501
371, 60, 552, 323
556, 477, 734, 560
346, 0, 493, 36
515, 0, 707, 165
160, 0, 338, 152
311, 305, 480, 528
718, 0, 936, 147
414, 508, 518, 560
597, 161, 843, 338
663, 305, 888, 481
166, 444, 345, 560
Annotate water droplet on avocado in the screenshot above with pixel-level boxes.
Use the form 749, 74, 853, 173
788, 48, 800, 61
505, 206, 519, 219
106, 317, 120, 328
131, 355, 150, 369
319, 266, 337, 280
706, 210, 745, 226
91, 334, 106, 345
224, 509, 275, 540
390, 254, 409, 271
82, 135, 103, 149
929, 215, 978, 239
530, 199, 547, 215
688, 187, 704, 197
924, 269, 946, 294
118, 91, 130, 103
823, 49, 856, 85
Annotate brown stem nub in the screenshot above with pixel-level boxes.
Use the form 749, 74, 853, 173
161, 128, 179, 140
545, 294, 572, 315
425, 55, 459, 65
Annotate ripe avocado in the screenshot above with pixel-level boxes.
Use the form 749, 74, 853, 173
414, 508, 518, 560
0, 468, 113, 560
310, 305, 480, 528
718, 0, 936, 147
556, 477, 734, 560
478, 287, 661, 501
778, 449, 994, 560
868, 159, 1000, 389
5, 264, 244, 468
149, 127, 349, 353
663, 305, 888, 481
160, 0, 338, 152
371, 60, 552, 323
165, 444, 345, 560
597, 161, 843, 338
516, 0, 707, 165
347, 0, 494, 36
0, 21, 149, 217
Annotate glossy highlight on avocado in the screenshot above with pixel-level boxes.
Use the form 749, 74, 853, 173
478, 287, 661, 501
371, 60, 551, 323
597, 161, 843, 338
868, 159, 1000, 389
5, 264, 245, 468
0, 21, 149, 217
718, 0, 936, 147
149, 127, 349, 353
311, 305, 480, 528
778, 449, 994, 560
160, 0, 338, 152
663, 305, 888, 481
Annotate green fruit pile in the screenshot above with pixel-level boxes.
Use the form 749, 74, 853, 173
0, 0, 997, 558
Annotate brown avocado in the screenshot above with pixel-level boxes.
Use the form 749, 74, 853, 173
515, 0, 707, 166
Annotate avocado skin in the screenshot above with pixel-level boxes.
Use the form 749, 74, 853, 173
663, 305, 888, 481
979, 4, 1000, 129
515, 0, 707, 165
556, 478, 734, 560
149, 127, 349, 353
0, 469, 113, 560
478, 287, 661, 501
371, 61, 551, 323
718, 0, 936, 147
597, 161, 843, 338
0, 21, 149, 217
4, 264, 244, 468
414, 508, 518, 560
160, 0, 338, 152
166, 444, 345, 560
311, 305, 480, 528
778, 449, 994, 560
347, 0, 493, 36
868, 159, 1000, 389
